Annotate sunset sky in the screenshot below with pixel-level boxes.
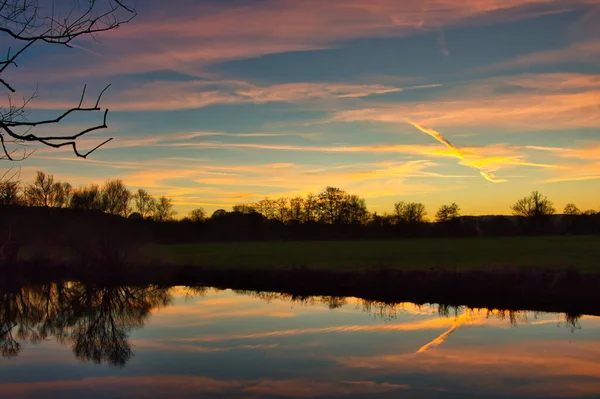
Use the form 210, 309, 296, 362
8, 0, 600, 216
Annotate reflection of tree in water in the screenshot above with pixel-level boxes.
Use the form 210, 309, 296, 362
229, 288, 583, 328
0, 283, 170, 366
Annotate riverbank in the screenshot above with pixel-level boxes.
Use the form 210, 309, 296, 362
151, 236, 600, 271
5, 235, 600, 316
5, 261, 600, 317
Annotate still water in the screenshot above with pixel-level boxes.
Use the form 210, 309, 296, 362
1, 283, 599, 398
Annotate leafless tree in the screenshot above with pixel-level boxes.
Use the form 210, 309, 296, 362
24, 170, 67, 207
394, 201, 427, 224
341, 194, 369, 224
0, 0, 136, 160
188, 207, 206, 222
153, 196, 176, 222
100, 179, 130, 216
303, 193, 317, 223
69, 184, 103, 210
563, 203, 580, 215
511, 191, 555, 217
0, 167, 20, 204
274, 197, 288, 223
255, 198, 275, 219
436, 202, 460, 222
288, 196, 304, 223
132, 188, 155, 219
232, 203, 256, 214
317, 186, 347, 224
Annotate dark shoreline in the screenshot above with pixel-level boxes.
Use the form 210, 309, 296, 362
4, 262, 600, 317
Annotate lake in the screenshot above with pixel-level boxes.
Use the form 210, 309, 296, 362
1, 283, 599, 398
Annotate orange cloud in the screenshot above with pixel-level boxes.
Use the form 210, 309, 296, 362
329, 73, 600, 131
24, 130, 569, 215
480, 40, 600, 72
29, 80, 414, 111
415, 313, 472, 353
186, 316, 478, 343
525, 145, 600, 182
408, 122, 557, 182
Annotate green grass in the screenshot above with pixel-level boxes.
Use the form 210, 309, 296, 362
149, 236, 600, 272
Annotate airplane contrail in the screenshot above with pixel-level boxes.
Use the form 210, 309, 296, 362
415, 313, 470, 354
408, 122, 506, 183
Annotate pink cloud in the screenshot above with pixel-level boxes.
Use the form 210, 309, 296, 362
12, 0, 600, 82
28, 80, 413, 111
480, 40, 600, 72
330, 73, 600, 130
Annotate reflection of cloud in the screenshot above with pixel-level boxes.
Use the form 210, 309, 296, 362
1, 376, 408, 398
415, 313, 471, 353
339, 341, 600, 397
185, 317, 475, 343
133, 340, 280, 353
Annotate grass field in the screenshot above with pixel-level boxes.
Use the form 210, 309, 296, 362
152, 236, 600, 272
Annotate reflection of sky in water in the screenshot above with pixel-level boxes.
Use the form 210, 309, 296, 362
1, 287, 600, 399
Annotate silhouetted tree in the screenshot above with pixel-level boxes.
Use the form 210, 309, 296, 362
154, 196, 176, 222
188, 208, 207, 222
394, 201, 427, 224
211, 209, 227, 219
101, 180, 131, 216
289, 196, 304, 223
582, 209, 597, 216
274, 198, 289, 223
0, 283, 170, 367
511, 191, 555, 217
232, 204, 256, 214
256, 198, 276, 219
304, 193, 318, 223
369, 212, 394, 227
563, 203, 580, 215
133, 189, 155, 219
70, 185, 104, 211
24, 171, 54, 207
24, 171, 71, 207
317, 187, 347, 224
0, 0, 136, 160
51, 182, 73, 208
436, 203, 460, 222
0, 181, 20, 205
342, 195, 369, 224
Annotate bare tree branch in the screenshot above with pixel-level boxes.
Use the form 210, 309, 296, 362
0, 0, 136, 160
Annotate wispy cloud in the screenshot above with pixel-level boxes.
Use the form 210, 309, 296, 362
13, 0, 599, 84
0, 375, 408, 398
416, 313, 472, 353
30, 80, 415, 111
526, 144, 600, 182
408, 122, 557, 182
479, 40, 600, 72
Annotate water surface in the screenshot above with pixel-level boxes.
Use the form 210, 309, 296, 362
1, 283, 599, 398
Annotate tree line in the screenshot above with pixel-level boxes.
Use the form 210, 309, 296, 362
0, 171, 177, 222
1, 171, 598, 226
